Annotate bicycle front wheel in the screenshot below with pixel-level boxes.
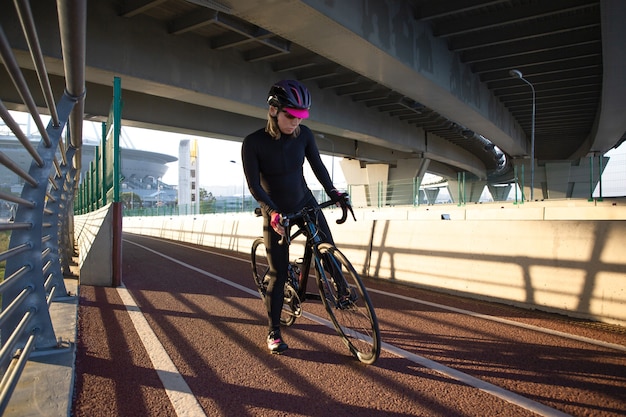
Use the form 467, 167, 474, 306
315, 243, 380, 364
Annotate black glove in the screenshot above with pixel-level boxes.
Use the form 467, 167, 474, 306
329, 190, 355, 223
329, 189, 351, 211
328, 188, 345, 203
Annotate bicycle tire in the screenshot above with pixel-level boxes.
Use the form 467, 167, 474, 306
250, 237, 297, 327
251, 237, 269, 296
314, 243, 380, 364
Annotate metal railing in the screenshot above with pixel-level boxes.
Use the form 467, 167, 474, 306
73, 76, 122, 214
0, 0, 86, 413
119, 154, 626, 218
349, 156, 625, 208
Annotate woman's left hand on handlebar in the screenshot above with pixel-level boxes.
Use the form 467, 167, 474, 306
329, 189, 348, 207
329, 190, 356, 223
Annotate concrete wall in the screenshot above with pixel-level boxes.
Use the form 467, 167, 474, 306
122, 199, 626, 326
75, 203, 121, 286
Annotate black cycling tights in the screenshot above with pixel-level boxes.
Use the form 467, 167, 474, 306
262, 207, 334, 332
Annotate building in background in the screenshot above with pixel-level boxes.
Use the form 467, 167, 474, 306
0, 134, 178, 217
178, 139, 200, 214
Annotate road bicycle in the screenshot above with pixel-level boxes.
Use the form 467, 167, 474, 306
250, 198, 381, 364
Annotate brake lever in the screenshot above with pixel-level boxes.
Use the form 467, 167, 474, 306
335, 193, 357, 224
348, 204, 356, 221
278, 216, 291, 245
336, 204, 348, 224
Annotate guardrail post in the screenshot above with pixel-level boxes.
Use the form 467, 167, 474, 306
43, 146, 80, 298
60, 153, 78, 276
1, 92, 79, 356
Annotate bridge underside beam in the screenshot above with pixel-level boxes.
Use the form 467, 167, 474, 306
2, 0, 492, 180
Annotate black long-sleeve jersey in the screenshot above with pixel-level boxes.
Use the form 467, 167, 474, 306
242, 124, 335, 216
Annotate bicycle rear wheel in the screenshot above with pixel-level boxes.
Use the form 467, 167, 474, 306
250, 237, 297, 326
251, 237, 269, 296
315, 243, 380, 364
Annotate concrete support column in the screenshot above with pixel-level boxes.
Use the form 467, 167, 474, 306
444, 181, 456, 204
521, 160, 598, 201
512, 157, 544, 201
572, 157, 594, 199
423, 188, 440, 204
339, 159, 369, 207
446, 179, 485, 204
388, 158, 430, 205
544, 161, 572, 199
468, 181, 486, 202
339, 159, 390, 207
543, 156, 609, 199
367, 164, 389, 206
487, 184, 512, 201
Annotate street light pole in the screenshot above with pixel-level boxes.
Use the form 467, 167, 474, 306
509, 69, 536, 201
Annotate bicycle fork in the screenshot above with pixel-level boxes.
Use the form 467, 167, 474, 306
316, 251, 358, 309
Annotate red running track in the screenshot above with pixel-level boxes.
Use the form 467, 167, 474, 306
71, 233, 626, 417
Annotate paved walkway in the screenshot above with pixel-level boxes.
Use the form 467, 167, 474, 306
7, 234, 626, 416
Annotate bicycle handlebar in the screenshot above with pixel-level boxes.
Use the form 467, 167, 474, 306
317, 195, 356, 225
276, 195, 356, 245
253, 195, 355, 223
281, 195, 355, 224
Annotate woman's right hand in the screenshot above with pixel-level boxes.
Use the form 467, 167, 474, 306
270, 212, 286, 236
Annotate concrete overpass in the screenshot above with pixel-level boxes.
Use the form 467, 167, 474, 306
1, 0, 625, 199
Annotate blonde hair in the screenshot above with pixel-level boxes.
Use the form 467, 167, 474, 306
265, 108, 300, 140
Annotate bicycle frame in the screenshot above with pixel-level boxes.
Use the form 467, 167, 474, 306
281, 201, 343, 303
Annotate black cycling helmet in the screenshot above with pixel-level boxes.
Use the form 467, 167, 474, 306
267, 79, 311, 119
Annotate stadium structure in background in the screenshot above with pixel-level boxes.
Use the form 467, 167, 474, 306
0, 134, 178, 219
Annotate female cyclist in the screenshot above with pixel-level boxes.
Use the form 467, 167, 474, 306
242, 79, 345, 354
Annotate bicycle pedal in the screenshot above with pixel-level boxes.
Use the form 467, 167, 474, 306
284, 287, 302, 317
291, 301, 302, 317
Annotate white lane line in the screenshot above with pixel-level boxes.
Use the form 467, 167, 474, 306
116, 285, 207, 417
124, 239, 573, 417
380, 340, 572, 417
